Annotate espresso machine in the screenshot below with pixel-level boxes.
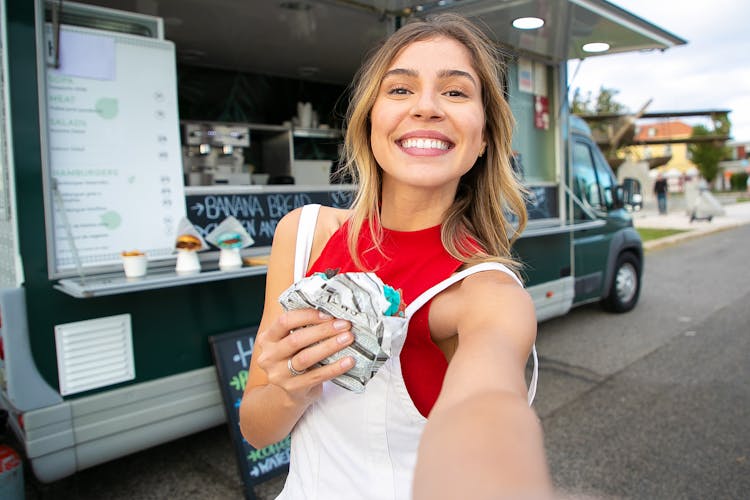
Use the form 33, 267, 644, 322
182, 123, 251, 186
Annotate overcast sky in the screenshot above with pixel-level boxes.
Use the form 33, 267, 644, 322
567, 0, 750, 142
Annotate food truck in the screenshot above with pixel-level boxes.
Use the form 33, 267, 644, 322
0, 0, 684, 482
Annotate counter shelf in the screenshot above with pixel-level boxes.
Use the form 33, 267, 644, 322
55, 259, 269, 298
292, 127, 342, 139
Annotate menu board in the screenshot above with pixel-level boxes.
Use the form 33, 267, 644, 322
44, 25, 185, 275
209, 328, 290, 499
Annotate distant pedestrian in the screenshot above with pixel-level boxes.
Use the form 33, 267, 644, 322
654, 173, 668, 214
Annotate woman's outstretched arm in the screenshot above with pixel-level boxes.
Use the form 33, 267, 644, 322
413, 270, 553, 499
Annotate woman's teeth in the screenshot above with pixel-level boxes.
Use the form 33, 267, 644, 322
400, 138, 450, 150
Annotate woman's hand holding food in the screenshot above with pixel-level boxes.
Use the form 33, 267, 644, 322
254, 308, 354, 406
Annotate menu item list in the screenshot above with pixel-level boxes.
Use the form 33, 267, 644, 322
45, 26, 185, 272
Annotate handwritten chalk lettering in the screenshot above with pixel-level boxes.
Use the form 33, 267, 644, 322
194, 222, 216, 238
330, 190, 354, 208
247, 436, 292, 463
249, 449, 292, 477
229, 369, 249, 392
232, 337, 255, 368
190, 201, 205, 216
258, 219, 278, 239
265, 193, 312, 219
242, 219, 257, 239
203, 194, 265, 220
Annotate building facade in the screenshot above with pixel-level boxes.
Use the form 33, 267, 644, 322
629, 121, 696, 172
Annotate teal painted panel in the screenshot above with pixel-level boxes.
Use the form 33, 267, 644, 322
507, 63, 557, 182
513, 232, 571, 287
24, 275, 267, 394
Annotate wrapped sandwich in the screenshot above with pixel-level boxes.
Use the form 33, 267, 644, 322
205, 216, 254, 270
279, 271, 406, 393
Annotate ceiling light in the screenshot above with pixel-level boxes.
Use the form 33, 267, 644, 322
582, 42, 610, 53
512, 17, 544, 30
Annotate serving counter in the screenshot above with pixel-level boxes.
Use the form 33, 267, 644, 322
54, 184, 356, 298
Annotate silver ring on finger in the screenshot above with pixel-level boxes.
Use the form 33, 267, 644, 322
288, 357, 307, 377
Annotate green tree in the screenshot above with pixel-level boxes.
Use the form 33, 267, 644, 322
571, 88, 591, 114
688, 125, 730, 183
571, 86, 632, 161
712, 113, 731, 136
594, 87, 628, 114
571, 86, 629, 115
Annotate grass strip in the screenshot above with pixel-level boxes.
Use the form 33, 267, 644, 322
637, 227, 689, 242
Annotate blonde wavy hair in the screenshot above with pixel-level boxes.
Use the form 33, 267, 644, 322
343, 13, 527, 272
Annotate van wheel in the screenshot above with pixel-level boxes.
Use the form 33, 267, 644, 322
602, 252, 641, 313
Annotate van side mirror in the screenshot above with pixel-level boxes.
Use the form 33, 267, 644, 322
618, 178, 642, 212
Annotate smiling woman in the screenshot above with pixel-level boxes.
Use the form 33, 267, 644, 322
240, 13, 552, 500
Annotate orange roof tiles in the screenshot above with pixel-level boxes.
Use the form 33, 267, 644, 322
635, 121, 693, 141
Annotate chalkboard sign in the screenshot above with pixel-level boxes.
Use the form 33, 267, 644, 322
187, 188, 354, 247
209, 328, 290, 499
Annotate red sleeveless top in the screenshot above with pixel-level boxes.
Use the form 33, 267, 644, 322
307, 219, 463, 417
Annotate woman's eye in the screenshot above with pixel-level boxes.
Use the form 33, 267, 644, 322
445, 89, 468, 98
387, 86, 411, 96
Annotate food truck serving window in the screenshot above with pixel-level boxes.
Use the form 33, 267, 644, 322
507, 59, 556, 183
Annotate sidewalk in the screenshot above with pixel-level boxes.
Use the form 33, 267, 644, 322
633, 199, 750, 251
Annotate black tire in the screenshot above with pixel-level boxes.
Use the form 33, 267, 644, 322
602, 252, 642, 313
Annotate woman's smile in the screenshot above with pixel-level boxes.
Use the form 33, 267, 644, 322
397, 130, 454, 156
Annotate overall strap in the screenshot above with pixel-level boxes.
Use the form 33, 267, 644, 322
404, 262, 521, 316
404, 262, 538, 406
293, 204, 322, 282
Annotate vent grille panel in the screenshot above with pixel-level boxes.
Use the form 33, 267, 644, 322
55, 314, 135, 396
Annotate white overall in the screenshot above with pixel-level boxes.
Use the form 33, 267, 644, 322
277, 205, 538, 500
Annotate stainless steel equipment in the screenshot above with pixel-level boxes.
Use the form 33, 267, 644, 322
181, 120, 342, 186
182, 123, 251, 185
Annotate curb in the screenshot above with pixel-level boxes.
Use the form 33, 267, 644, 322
642, 221, 747, 252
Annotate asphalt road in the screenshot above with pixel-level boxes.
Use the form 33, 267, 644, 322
25, 225, 750, 499
538, 223, 750, 499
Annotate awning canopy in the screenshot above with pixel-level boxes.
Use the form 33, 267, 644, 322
67, 0, 686, 82
403, 0, 686, 61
